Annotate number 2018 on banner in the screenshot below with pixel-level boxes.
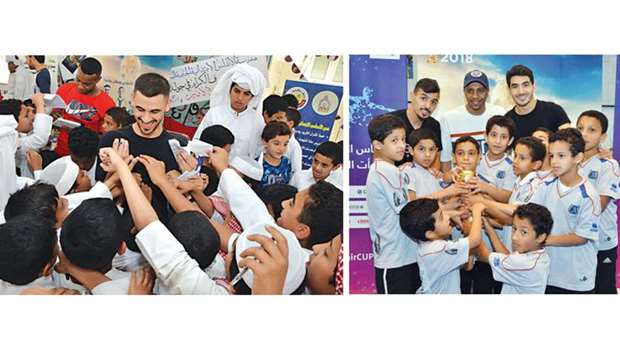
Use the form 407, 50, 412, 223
441, 55, 474, 64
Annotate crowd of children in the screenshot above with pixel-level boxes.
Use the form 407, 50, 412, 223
366, 65, 619, 294
0, 57, 344, 295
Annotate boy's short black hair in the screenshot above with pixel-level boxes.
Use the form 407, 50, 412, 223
168, 211, 220, 270
285, 108, 302, 128
407, 128, 439, 150
506, 64, 534, 86
368, 114, 405, 143
68, 126, 100, 159
258, 184, 298, 220
578, 110, 609, 134
414, 78, 440, 94
532, 126, 553, 139
261, 121, 291, 141
79, 57, 103, 76
299, 181, 343, 246
514, 203, 553, 238
60, 198, 124, 272
199, 124, 235, 147
549, 128, 585, 157
134, 72, 170, 98
453, 135, 481, 154
0, 215, 56, 285
485, 115, 516, 139
33, 55, 45, 64
315, 141, 342, 166
105, 107, 134, 128
262, 94, 288, 117
0, 98, 23, 120
4, 182, 58, 222
399, 198, 440, 242
282, 94, 299, 109
515, 136, 546, 163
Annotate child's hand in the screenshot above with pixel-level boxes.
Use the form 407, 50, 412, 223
31, 93, 45, 112
238, 225, 289, 295
128, 267, 155, 295
111, 138, 131, 163
471, 202, 487, 214
598, 147, 613, 160
26, 149, 43, 172
175, 149, 197, 173
210, 146, 229, 174
21, 287, 81, 295
99, 147, 127, 173
138, 155, 168, 186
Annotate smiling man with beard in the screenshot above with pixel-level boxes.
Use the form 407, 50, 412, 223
386, 78, 443, 166
504, 64, 571, 140
439, 70, 506, 172
96, 72, 187, 224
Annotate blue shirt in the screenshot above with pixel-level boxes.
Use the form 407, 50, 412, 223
261, 155, 292, 186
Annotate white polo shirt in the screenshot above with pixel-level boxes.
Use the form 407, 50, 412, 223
366, 160, 418, 269
530, 176, 601, 291
417, 238, 470, 294
488, 249, 550, 294
578, 156, 620, 251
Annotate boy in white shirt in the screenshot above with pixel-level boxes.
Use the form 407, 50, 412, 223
576, 110, 620, 294
403, 128, 468, 201
295, 141, 342, 191
365, 114, 419, 294
476, 203, 552, 294
0, 215, 58, 294
399, 198, 486, 294
530, 128, 601, 294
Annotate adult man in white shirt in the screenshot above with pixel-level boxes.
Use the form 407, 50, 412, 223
440, 70, 506, 172
4, 56, 35, 101
193, 63, 267, 161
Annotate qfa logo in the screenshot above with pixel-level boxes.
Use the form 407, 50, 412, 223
496, 170, 506, 179
588, 170, 598, 180
568, 204, 580, 216
590, 223, 598, 233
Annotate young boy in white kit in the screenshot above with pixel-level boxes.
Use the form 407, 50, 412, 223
366, 114, 419, 294
398, 198, 486, 294
529, 128, 601, 294
403, 128, 468, 202
476, 203, 552, 294
576, 110, 620, 294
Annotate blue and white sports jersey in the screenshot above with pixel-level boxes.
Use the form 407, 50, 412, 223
402, 163, 443, 197
417, 238, 470, 294
366, 160, 418, 269
477, 153, 518, 192
530, 177, 601, 291
488, 249, 550, 294
578, 156, 620, 251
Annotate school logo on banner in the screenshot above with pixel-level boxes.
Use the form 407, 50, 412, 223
312, 90, 340, 116
285, 86, 309, 110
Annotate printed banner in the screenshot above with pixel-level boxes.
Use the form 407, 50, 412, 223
283, 80, 342, 169
169, 56, 268, 107
349, 55, 409, 294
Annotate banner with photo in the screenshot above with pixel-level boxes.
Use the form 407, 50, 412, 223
349, 55, 408, 294
283, 80, 342, 169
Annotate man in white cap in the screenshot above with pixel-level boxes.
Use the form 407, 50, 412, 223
439, 69, 506, 172
4, 56, 35, 101
193, 63, 267, 161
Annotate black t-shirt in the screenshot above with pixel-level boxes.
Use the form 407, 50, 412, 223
96, 125, 188, 224
35, 68, 51, 94
505, 100, 571, 140
389, 109, 442, 165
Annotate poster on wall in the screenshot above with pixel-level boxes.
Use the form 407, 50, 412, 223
283, 80, 342, 169
349, 55, 409, 294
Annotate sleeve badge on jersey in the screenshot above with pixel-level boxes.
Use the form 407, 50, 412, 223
444, 248, 458, 255
588, 170, 598, 180
493, 257, 500, 267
